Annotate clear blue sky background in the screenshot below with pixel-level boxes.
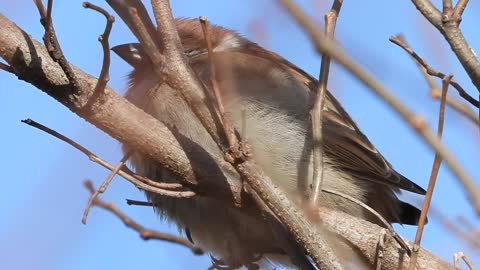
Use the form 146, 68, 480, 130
1, 0, 479, 269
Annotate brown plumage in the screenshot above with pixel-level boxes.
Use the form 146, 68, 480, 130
113, 18, 426, 268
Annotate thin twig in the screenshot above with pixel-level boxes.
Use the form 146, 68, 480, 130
0, 62, 13, 73
82, 154, 130, 224
127, 7, 165, 74
393, 34, 479, 126
389, 36, 479, 108
83, 180, 203, 254
106, 0, 160, 52
310, 0, 343, 206
46, 0, 53, 27
453, 251, 476, 270
411, 0, 480, 94
199, 16, 240, 160
150, 0, 224, 151
442, 0, 452, 10
21, 119, 196, 197
322, 188, 411, 253
453, 0, 469, 23
83, 2, 115, 94
417, 199, 480, 252
430, 89, 479, 125
120, 166, 186, 190
409, 75, 452, 270
278, 0, 480, 214
33, 0, 79, 91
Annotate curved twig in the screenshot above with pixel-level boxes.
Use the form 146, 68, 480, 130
83, 2, 115, 94
83, 180, 203, 254
389, 36, 479, 108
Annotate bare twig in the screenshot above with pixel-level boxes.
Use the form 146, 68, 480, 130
442, 0, 452, 10
33, 0, 79, 91
82, 154, 130, 224
150, 1, 224, 148
420, 200, 480, 251
392, 34, 479, 126
453, 251, 475, 270
322, 188, 411, 253
83, 2, 115, 94
46, 0, 53, 28
83, 180, 203, 254
278, 0, 480, 214
409, 75, 452, 270
21, 119, 196, 197
199, 16, 239, 158
310, 0, 342, 207
453, 0, 469, 20
430, 89, 479, 125
456, 216, 480, 239
0, 62, 13, 73
127, 8, 165, 74
411, 0, 480, 94
389, 36, 479, 108
106, 0, 159, 50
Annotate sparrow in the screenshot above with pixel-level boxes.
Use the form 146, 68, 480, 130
113, 18, 426, 269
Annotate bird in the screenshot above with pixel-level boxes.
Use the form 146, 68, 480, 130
112, 18, 426, 269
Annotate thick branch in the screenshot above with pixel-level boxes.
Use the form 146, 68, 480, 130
0, 13, 243, 205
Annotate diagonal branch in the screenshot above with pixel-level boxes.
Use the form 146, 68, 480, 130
408, 75, 453, 269
33, 0, 79, 91
21, 119, 195, 198
83, 180, 203, 254
83, 2, 115, 95
389, 35, 479, 108
411, 0, 480, 94
82, 154, 131, 224
391, 35, 479, 125
310, 0, 343, 207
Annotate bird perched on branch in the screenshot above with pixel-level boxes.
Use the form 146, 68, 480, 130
113, 18, 426, 269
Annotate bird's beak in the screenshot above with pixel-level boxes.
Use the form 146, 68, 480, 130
111, 43, 145, 69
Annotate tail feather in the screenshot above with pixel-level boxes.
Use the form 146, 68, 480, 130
398, 201, 427, 225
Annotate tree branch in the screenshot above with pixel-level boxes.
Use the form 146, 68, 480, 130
21, 119, 195, 198
389, 35, 479, 108
409, 75, 453, 269
309, 0, 343, 207
83, 180, 203, 254
411, 0, 480, 94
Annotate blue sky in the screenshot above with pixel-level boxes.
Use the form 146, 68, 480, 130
1, 0, 479, 269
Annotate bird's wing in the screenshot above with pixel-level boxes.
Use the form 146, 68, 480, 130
234, 44, 426, 195
191, 44, 425, 195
